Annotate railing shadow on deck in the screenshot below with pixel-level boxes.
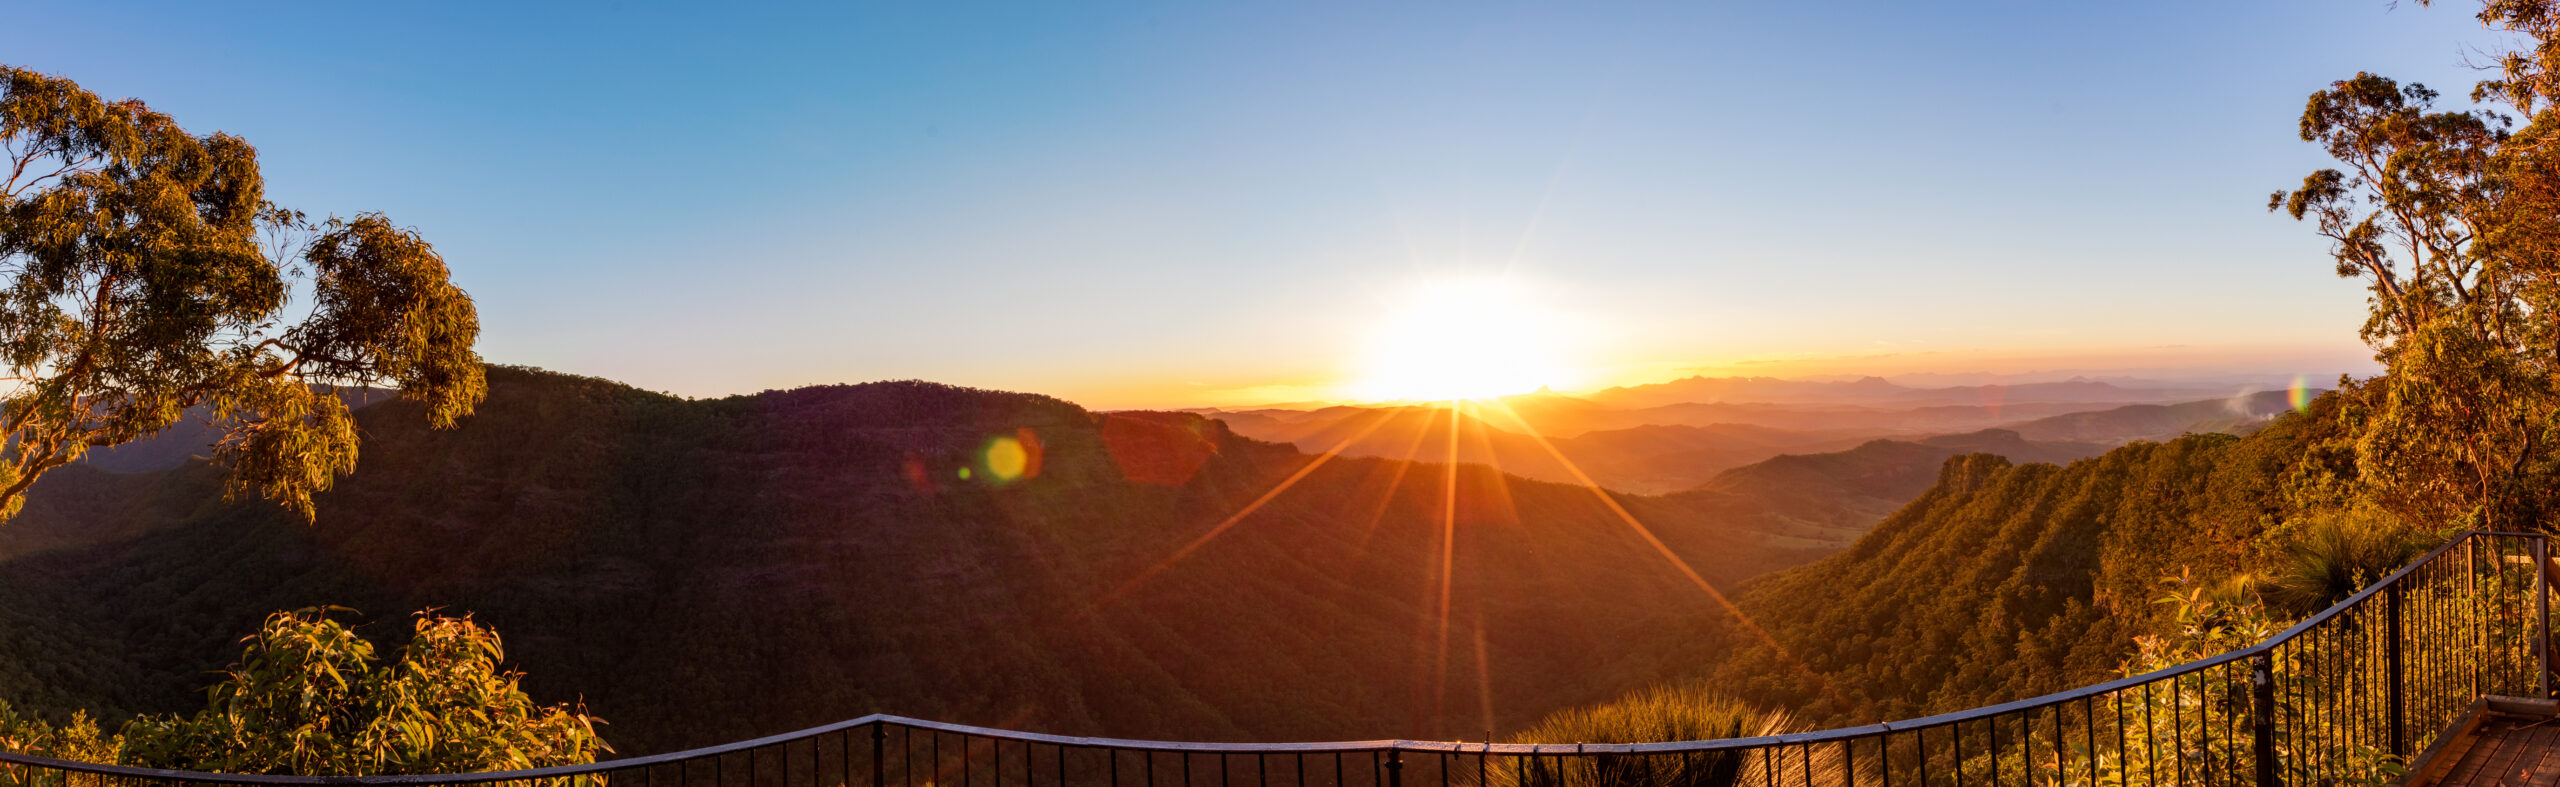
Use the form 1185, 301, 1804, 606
2, 531, 2553, 787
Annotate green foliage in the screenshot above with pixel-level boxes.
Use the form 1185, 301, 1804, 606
2125, 572, 2282, 675
1511, 683, 1799, 746
111, 608, 607, 776
1701, 410, 2344, 727
1505, 685, 1814, 787
2256, 511, 2424, 617
2269, 2, 2560, 534
0, 64, 483, 525
0, 609, 604, 781
0, 701, 114, 768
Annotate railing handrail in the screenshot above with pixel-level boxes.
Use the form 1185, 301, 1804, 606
0, 529, 2543, 783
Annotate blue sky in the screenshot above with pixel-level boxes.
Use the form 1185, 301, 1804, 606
1, 1, 2509, 407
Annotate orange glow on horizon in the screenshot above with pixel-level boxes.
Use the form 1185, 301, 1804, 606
1039, 340, 2378, 411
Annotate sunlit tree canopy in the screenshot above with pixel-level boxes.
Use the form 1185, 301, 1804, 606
0, 65, 482, 523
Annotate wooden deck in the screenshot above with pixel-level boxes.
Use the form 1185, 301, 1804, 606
2407, 698, 2560, 787
2424, 717, 2560, 787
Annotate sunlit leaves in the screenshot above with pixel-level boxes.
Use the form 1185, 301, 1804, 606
2268, 2, 2560, 533
112, 609, 609, 777
0, 65, 484, 524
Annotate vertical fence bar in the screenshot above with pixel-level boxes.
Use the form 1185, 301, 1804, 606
2386, 582, 2408, 758
1382, 750, 1400, 787
2250, 652, 2277, 787
2459, 541, 2471, 697
2537, 536, 2552, 699
873, 725, 886, 787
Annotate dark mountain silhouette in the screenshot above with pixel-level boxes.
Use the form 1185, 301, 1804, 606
0, 367, 1859, 756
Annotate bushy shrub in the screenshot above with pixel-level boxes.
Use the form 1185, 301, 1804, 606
0, 608, 606, 780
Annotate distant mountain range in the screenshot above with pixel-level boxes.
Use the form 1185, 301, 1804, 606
1578, 375, 2237, 410
1198, 384, 2301, 495
1999, 390, 2305, 444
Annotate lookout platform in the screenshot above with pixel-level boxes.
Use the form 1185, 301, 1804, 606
2407, 698, 2560, 787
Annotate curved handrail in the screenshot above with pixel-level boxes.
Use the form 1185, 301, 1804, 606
0, 529, 2540, 782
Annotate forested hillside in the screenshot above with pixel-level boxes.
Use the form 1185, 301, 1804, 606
1659, 430, 2106, 551
1676, 399, 2356, 726
0, 366, 1869, 755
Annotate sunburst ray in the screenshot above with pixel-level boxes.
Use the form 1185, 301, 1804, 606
1091, 408, 1399, 610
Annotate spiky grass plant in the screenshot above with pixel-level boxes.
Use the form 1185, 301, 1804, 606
1503, 684, 1826, 787
2259, 511, 2425, 617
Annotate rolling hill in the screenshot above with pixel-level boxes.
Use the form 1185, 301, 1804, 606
2000, 390, 2306, 444
1660, 430, 2108, 551
0, 367, 1863, 755
1579, 375, 2229, 410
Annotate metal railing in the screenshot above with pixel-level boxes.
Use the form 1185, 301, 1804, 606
2, 531, 2551, 787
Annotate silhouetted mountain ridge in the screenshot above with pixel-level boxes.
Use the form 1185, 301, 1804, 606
0, 366, 1855, 755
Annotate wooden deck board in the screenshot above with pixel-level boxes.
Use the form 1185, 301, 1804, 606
2520, 722, 2557, 786
2441, 737, 2484, 783
2430, 717, 2560, 787
2486, 720, 2534, 786
2520, 724, 2555, 787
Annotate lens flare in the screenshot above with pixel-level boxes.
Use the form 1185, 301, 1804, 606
2289, 375, 2312, 412
982, 429, 1044, 484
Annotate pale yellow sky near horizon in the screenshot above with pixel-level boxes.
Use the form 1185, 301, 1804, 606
886, 339, 2384, 412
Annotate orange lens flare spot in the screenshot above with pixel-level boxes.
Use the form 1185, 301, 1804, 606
1100, 413, 1216, 485
901, 453, 938, 493
983, 429, 1045, 484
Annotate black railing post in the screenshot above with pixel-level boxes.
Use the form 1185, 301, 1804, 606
2537, 536, 2552, 698
2251, 652, 2279, 787
1382, 749, 1403, 787
2388, 582, 2409, 757
2470, 537, 2483, 698
872, 724, 887, 787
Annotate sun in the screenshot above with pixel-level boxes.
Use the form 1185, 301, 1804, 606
1350, 277, 1574, 402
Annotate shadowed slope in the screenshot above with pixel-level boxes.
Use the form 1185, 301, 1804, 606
0, 367, 1842, 755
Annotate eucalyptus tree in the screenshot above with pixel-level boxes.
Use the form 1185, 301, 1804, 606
0, 65, 482, 523
2271, 0, 2560, 531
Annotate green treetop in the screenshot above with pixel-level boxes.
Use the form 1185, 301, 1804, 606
0, 65, 482, 524
2270, 0, 2560, 532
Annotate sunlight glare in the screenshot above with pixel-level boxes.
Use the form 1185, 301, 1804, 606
1353, 278, 1573, 402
